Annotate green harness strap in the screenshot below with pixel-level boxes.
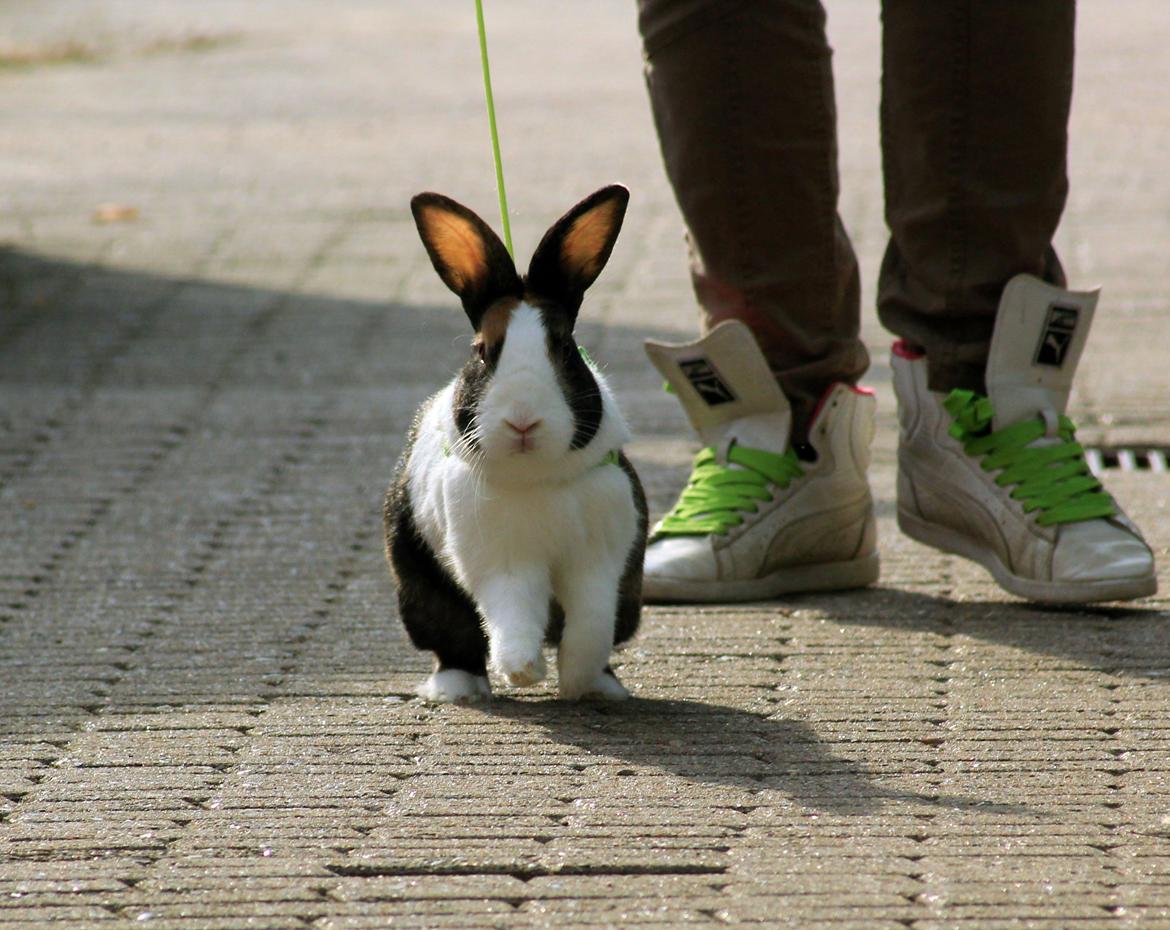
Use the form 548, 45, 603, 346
474, 0, 513, 258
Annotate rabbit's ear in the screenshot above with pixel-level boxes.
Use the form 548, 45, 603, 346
526, 185, 629, 319
412, 193, 522, 328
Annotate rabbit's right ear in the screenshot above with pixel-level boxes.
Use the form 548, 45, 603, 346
411, 193, 522, 328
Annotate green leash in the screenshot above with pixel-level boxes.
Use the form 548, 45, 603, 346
474, 0, 513, 258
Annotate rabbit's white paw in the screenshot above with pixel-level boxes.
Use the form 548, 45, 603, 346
491, 645, 547, 688
560, 669, 629, 702
417, 669, 491, 704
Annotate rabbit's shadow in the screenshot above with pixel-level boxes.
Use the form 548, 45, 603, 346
481, 696, 1039, 819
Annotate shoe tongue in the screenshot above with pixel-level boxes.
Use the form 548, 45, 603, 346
644, 320, 791, 454
985, 275, 1099, 430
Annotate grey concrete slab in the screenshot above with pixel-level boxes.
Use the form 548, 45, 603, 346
2, 1, 1170, 928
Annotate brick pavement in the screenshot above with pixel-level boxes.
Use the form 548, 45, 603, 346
2, 2, 1169, 927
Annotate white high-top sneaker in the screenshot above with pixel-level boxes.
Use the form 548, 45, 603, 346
642, 320, 879, 603
893, 274, 1157, 603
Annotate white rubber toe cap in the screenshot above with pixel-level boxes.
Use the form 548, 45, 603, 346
1053, 520, 1156, 583
644, 535, 718, 584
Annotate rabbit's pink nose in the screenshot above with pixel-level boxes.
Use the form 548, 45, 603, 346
505, 418, 542, 436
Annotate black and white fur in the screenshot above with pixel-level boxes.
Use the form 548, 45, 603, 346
385, 185, 647, 703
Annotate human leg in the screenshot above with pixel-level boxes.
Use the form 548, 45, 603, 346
880, 1, 1155, 601
637, 0, 878, 602
878, 0, 1074, 392
638, 0, 867, 438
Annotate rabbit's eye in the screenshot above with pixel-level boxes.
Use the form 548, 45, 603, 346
475, 341, 487, 363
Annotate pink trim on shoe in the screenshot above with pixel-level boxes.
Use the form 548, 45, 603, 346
809, 382, 875, 427
892, 339, 925, 360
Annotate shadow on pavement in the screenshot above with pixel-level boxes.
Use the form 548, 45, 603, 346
482, 697, 1041, 819
0, 246, 686, 393
0, 247, 684, 743
798, 586, 1170, 680
0, 247, 1153, 826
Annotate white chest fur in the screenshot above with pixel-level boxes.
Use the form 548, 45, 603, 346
407, 383, 637, 600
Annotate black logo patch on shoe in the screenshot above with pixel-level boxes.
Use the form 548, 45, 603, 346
679, 356, 737, 406
1034, 303, 1079, 368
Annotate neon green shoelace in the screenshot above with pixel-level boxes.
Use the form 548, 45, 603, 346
654, 444, 805, 537
944, 389, 1115, 526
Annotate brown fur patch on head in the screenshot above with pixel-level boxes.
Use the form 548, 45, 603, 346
560, 199, 622, 285
473, 296, 520, 350
415, 204, 488, 294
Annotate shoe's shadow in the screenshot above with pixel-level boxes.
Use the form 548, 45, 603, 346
481, 696, 1039, 819
794, 585, 1169, 679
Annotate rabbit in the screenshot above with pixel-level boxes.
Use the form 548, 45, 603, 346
384, 184, 647, 704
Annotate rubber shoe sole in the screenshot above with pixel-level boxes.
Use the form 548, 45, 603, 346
642, 550, 880, 604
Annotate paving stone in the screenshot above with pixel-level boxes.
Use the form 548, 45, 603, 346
0, 906, 119, 924
2, 1, 1169, 928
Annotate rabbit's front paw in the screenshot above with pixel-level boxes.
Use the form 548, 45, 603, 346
560, 668, 629, 702
417, 669, 491, 704
491, 644, 547, 687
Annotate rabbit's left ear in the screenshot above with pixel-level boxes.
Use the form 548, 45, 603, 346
411, 192, 522, 328
526, 185, 629, 318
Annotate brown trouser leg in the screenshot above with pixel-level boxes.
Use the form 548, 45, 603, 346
637, 0, 867, 441
638, 0, 1076, 424
878, 1, 1075, 393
